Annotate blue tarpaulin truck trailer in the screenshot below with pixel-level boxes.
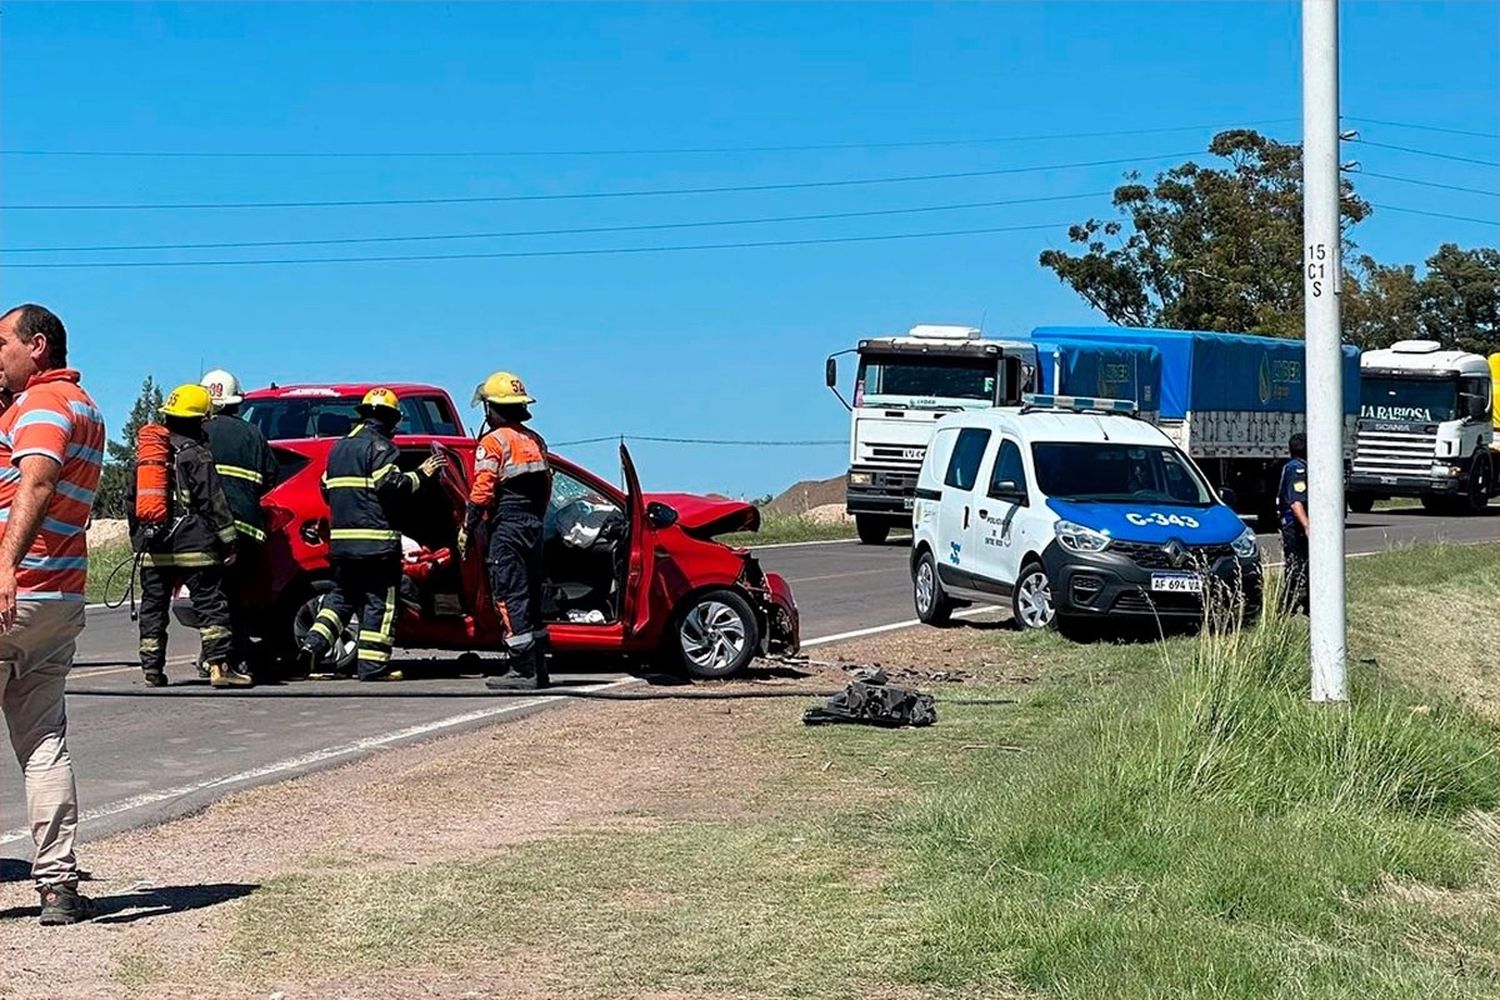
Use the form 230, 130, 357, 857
1029, 337, 1163, 423
1028, 326, 1361, 526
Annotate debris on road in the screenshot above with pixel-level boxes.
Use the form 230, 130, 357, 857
802, 669, 937, 728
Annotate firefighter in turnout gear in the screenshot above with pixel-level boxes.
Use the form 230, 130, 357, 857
298, 388, 445, 681
460, 372, 553, 690
200, 369, 278, 673
129, 384, 248, 688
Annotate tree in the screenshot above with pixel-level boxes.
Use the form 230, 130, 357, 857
1342, 255, 1422, 350
94, 376, 163, 519
1415, 243, 1500, 356
1038, 129, 1373, 336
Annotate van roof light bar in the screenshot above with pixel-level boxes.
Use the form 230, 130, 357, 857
1020, 393, 1139, 416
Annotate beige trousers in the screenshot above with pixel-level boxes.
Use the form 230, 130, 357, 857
0, 599, 84, 889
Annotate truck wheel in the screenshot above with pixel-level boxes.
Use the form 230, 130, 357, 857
855, 515, 890, 545
1012, 560, 1058, 631
1464, 453, 1492, 514
1420, 495, 1448, 514
673, 589, 759, 680
912, 549, 953, 626
1347, 493, 1375, 514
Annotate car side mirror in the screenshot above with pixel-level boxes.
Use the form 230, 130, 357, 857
825, 357, 838, 389
646, 501, 679, 530
1218, 486, 1238, 508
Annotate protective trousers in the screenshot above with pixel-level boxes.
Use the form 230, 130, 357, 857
1279, 530, 1310, 616
223, 539, 261, 667
138, 563, 233, 672
306, 557, 402, 680
487, 512, 546, 673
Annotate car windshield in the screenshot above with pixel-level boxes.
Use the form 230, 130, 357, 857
242, 394, 463, 440
856, 354, 996, 406
1031, 442, 1213, 506
1360, 376, 1458, 423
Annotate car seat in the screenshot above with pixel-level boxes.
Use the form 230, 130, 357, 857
315, 411, 354, 438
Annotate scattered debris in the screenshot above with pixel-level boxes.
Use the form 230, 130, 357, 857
802, 671, 937, 728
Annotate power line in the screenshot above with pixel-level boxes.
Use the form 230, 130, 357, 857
0, 118, 1298, 159
4, 150, 1202, 211
1343, 116, 1500, 141
1370, 204, 1499, 226
1350, 139, 1500, 168
2, 220, 1072, 270
5, 190, 1114, 254
554, 435, 843, 448
1346, 170, 1500, 199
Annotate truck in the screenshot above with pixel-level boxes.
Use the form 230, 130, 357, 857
1027, 326, 1362, 528
1347, 340, 1497, 515
824, 324, 1161, 544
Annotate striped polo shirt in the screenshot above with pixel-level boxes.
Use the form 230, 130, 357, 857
0, 368, 106, 600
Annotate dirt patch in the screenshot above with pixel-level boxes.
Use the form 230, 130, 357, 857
767, 475, 843, 515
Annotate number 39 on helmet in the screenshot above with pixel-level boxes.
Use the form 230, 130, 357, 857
473, 371, 535, 407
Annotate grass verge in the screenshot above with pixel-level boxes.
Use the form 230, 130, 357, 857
724, 509, 859, 546
86, 542, 134, 604
221, 543, 1500, 998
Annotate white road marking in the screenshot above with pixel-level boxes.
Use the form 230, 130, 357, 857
0, 678, 633, 846
802, 607, 992, 648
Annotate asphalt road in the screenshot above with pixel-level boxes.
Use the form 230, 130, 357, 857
1, 508, 1494, 854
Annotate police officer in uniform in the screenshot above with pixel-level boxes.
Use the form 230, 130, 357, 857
1277, 432, 1311, 616
459, 372, 552, 690
200, 369, 278, 674
298, 388, 444, 681
130, 384, 248, 688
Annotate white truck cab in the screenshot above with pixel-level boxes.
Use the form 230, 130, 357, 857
910, 395, 1262, 631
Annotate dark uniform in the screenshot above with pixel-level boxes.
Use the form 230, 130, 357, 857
1277, 456, 1310, 615
464, 421, 552, 678
204, 413, 278, 666
129, 430, 239, 678
303, 419, 424, 679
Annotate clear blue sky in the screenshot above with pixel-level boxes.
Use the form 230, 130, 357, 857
2, 2, 1496, 497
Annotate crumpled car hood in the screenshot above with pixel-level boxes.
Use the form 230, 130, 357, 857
645, 493, 761, 538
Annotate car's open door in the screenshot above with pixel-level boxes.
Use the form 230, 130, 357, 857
619, 443, 656, 638
432, 442, 494, 635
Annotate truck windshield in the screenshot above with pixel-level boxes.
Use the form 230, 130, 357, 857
1360, 376, 1458, 422
242, 395, 463, 441
1031, 442, 1213, 506
856, 354, 996, 407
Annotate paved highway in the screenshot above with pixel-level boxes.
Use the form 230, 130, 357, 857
1, 508, 1494, 854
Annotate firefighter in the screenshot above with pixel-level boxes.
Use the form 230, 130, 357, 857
129, 384, 248, 688
458, 371, 553, 690
200, 369, 278, 675
298, 388, 444, 681
1277, 432, 1311, 616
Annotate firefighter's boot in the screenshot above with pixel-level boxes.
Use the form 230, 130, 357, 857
208, 662, 254, 689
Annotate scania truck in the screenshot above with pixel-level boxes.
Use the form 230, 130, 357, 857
1348, 340, 1497, 515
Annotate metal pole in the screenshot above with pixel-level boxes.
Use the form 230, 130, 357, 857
1302, 0, 1348, 702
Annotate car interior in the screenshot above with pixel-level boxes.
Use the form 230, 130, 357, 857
391, 448, 629, 626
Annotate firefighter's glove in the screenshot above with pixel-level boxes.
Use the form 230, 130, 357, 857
418, 454, 447, 479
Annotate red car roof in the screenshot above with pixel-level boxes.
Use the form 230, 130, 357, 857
245, 383, 452, 399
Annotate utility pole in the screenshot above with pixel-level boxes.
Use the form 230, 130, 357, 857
1302, 0, 1348, 702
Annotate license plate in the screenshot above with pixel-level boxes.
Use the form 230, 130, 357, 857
902, 496, 914, 511
1150, 572, 1202, 594
1379, 476, 1397, 485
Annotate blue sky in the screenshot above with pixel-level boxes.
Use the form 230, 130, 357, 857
2, 2, 1496, 496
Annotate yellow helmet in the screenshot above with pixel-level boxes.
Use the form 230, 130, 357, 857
357, 386, 401, 418
473, 371, 535, 407
160, 383, 214, 420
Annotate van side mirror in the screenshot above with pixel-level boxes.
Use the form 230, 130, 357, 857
825, 357, 838, 389
1218, 486, 1239, 508
646, 501, 679, 530
997, 356, 1024, 405
991, 481, 1027, 505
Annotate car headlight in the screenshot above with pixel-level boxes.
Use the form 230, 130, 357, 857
1055, 519, 1111, 553
849, 471, 873, 486
1230, 525, 1259, 559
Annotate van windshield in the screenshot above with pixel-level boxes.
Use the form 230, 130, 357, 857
1031, 442, 1213, 506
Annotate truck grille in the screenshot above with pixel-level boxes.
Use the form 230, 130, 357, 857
1352, 428, 1437, 476
858, 443, 926, 469
1110, 541, 1235, 570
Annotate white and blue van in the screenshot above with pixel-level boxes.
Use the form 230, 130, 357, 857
910, 395, 1263, 630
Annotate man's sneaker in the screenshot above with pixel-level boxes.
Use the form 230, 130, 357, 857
38, 884, 96, 926
141, 669, 167, 688
208, 663, 253, 689
359, 669, 404, 683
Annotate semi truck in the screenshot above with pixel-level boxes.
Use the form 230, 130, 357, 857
1027, 326, 1362, 528
824, 325, 1161, 543
1347, 340, 1497, 515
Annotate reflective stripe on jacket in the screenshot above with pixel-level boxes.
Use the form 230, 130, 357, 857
204, 414, 279, 543
465, 423, 552, 533
321, 420, 421, 558
128, 430, 237, 562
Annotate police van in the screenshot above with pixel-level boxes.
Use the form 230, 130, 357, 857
910, 395, 1262, 630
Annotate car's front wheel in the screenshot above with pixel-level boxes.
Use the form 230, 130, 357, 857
673, 589, 760, 680
1012, 560, 1058, 631
291, 590, 358, 675
912, 549, 953, 626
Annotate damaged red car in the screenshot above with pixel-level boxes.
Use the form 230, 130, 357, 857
176, 383, 800, 678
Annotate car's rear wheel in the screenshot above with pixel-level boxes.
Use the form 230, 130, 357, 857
912, 549, 954, 626
291, 590, 358, 675
1012, 560, 1058, 631
673, 589, 759, 680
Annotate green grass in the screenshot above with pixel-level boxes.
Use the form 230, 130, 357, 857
723, 509, 859, 546
86, 542, 134, 604
223, 543, 1500, 998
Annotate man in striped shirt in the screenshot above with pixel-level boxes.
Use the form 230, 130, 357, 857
0, 304, 105, 925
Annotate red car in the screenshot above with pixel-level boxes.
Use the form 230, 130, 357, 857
177, 383, 799, 679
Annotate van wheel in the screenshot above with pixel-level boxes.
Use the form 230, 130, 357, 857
1012, 560, 1058, 631
855, 515, 890, 545
912, 550, 953, 626
291, 590, 358, 675
1347, 493, 1375, 514
673, 589, 759, 680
